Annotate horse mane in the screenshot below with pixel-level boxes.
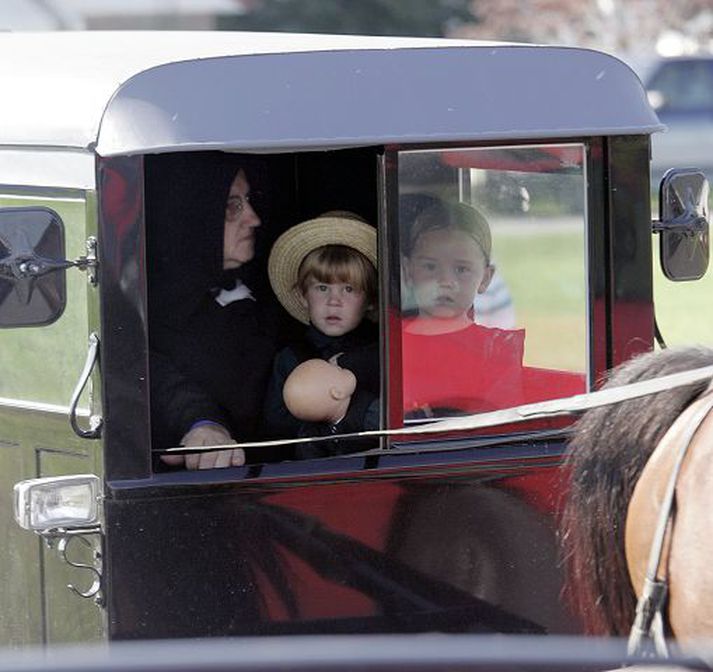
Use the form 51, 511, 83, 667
561, 345, 713, 635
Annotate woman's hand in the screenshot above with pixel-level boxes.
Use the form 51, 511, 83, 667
160, 423, 245, 470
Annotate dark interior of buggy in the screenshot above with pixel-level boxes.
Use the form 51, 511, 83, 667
142, 143, 590, 465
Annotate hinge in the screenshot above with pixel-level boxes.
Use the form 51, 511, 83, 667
74, 236, 99, 286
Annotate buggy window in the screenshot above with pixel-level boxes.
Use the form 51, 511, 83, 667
144, 149, 382, 464
397, 144, 587, 422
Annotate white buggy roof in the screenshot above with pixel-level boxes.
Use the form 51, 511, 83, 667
0, 31, 661, 159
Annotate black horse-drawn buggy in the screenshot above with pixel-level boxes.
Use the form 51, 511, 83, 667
0, 31, 708, 648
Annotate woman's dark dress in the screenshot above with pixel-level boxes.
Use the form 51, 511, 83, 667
145, 152, 279, 454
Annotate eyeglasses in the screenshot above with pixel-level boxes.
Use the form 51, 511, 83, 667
225, 195, 250, 219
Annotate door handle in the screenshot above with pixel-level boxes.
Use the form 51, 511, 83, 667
69, 332, 103, 439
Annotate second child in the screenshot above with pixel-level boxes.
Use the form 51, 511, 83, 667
401, 199, 525, 416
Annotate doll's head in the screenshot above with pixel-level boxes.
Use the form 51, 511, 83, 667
283, 359, 357, 424
404, 201, 494, 326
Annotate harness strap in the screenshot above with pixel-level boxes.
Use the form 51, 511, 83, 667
161, 364, 713, 454
627, 382, 713, 657
628, 577, 669, 656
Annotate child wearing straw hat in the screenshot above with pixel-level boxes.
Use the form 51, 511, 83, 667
264, 211, 379, 458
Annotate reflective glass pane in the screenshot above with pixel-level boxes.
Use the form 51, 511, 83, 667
398, 145, 588, 422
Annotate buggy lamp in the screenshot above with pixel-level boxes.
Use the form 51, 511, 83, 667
13, 475, 102, 532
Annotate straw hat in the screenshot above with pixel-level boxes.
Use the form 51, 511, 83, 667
268, 211, 377, 324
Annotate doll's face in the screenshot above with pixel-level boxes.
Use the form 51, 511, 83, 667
406, 227, 493, 321
301, 279, 368, 337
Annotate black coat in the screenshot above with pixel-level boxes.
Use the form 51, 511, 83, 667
145, 152, 279, 451
263, 323, 379, 459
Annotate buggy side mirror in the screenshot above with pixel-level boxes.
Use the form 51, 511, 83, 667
653, 169, 710, 281
0, 207, 98, 328
0, 207, 68, 327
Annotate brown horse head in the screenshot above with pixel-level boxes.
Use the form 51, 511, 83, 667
625, 385, 713, 642
561, 346, 713, 636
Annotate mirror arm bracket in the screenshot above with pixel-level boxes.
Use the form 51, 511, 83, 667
0, 236, 98, 286
652, 215, 708, 236
73, 236, 99, 286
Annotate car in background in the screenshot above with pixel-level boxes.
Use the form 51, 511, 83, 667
645, 55, 713, 187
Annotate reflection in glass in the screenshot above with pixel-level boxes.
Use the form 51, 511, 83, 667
398, 145, 588, 421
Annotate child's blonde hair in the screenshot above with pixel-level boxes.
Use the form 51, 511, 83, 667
406, 200, 492, 263
296, 244, 378, 321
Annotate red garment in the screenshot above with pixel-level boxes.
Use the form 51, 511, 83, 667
401, 320, 526, 416
522, 366, 585, 402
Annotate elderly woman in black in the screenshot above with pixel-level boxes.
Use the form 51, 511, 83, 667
145, 152, 279, 469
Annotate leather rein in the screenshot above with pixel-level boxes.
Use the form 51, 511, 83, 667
627, 381, 713, 657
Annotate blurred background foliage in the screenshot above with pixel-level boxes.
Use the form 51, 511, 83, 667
226, 0, 712, 62
219, 0, 477, 37
5, 0, 712, 59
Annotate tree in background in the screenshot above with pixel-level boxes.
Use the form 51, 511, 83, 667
450, 0, 712, 58
220, 0, 478, 37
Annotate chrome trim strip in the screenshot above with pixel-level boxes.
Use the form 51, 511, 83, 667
0, 396, 89, 416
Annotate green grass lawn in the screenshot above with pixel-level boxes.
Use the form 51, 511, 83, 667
653, 247, 713, 347
494, 224, 586, 371
493, 220, 713, 370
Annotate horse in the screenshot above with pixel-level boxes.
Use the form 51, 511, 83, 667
561, 345, 713, 650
